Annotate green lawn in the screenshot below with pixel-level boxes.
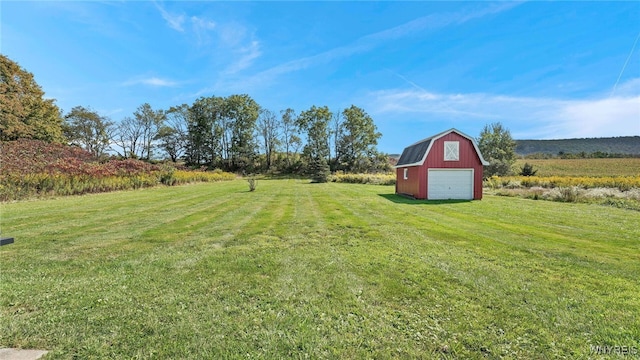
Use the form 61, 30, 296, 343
1, 180, 639, 359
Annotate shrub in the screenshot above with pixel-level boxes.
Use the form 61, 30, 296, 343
553, 187, 581, 203
159, 166, 177, 186
0, 140, 237, 200
519, 162, 538, 176
247, 177, 257, 192
172, 170, 236, 184
505, 180, 521, 189
483, 175, 500, 190
490, 175, 640, 190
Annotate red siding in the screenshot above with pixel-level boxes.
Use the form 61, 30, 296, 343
424, 133, 484, 200
396, 131, 485, 200
395, 166, 421, 197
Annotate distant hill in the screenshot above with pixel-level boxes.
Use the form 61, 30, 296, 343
515, 136, 640, 156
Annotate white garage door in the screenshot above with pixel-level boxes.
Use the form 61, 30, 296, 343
427, 169, 473, 200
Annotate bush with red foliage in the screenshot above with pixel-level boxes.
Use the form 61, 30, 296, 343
1, 139, 96, 175
0, 139, 162, 200
1, 139, 233, 201
1, 139, 160, 177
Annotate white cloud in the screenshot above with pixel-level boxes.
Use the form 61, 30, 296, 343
191, 16, 217, 45
366, 2, 520, 42
225, 40, 262, 75
367, 78, 640, 139
155, 3, 185, 32
549, 96, 640, 138
240, 2, 520, 88
153, 4, 259, 76
612, 77, 640, 97
217, 22, 247, 47
122, 76, 178, 87
191, 16, 216, 31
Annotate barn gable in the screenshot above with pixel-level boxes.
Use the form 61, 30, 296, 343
395, 128, 489, 168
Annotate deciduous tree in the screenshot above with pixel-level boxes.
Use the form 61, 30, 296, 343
336, 105, 382, 173
159, 104, 189, 162
225, 94, 259, 171
297, 106, 332, 182
280, 108, 298, 168
134, 103, 165, 160
257, 108, 280, 170
186, 96, 225, 166
478, 122, 516, 177
0, 54, 65, 142
64, 106, 113, 158
112, 116, 143, 159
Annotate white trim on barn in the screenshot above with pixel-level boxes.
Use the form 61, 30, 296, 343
395, 128, 489, 168
444, 141, 460, 161
427, 168, 474, 200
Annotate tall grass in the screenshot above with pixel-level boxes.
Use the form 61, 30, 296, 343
0, 140, 236, 201
485, 175, 640, 210
329, 172, 395, 185
0, 170, 236, 201
488, 175, 640, 191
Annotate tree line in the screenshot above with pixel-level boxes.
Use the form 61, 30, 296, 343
1, 54, 389, 180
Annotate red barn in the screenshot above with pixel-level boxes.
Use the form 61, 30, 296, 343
395, 128, 489, 200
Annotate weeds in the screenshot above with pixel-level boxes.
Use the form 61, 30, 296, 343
330, 172, 395, 185
0, 140, 235, 201
247, 177, 257, 191
553, 187, 580, 202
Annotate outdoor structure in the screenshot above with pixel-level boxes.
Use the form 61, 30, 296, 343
395, 128, 489, 200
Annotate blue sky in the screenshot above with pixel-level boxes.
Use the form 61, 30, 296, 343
2, 1, 639, 154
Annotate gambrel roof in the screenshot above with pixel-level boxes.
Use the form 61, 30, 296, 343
395, 128, 489, 168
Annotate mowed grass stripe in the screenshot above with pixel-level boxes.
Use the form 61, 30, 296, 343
2, 184, 243, 265
307, 183, 639, 353
276, 184, 545, 355
1, 180, 639, 358
306, 185, 559, 355
265, 183, 390, 357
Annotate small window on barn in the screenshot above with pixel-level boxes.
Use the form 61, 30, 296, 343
403, 168, 408, 180
444, 141, 459, 161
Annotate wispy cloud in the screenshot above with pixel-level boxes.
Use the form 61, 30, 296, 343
122, 76, 178, 87
155, 2, 218, 39
153, 3, 259, 78
239, 2, 520, 89
366, 78, 640, 139
365, 2, 520, 42
191, 15, 217, 45
225, 40, 262, 75
155, 2, 185, 32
